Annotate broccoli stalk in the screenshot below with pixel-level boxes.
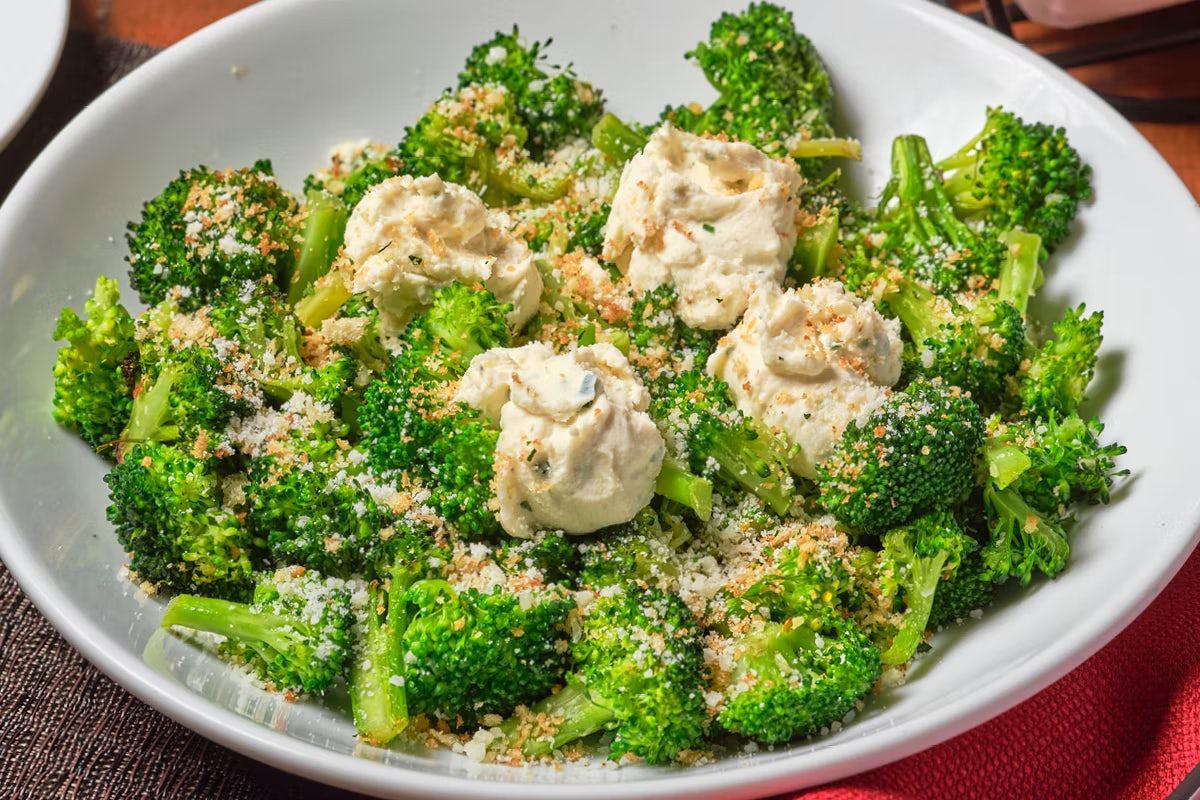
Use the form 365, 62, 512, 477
287, 190, 348, 304
996, 229, 1043, 319
591, 113, 649, 163
350, 563, 416, 745
788, 137, 862, 160
503, 673, 617, 757
655, 457, 714, 521
294, 276, 352, 329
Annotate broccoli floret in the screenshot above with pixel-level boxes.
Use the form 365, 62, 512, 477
459, 29, 604, 155
565, 202, 611, 257
718, 615, 880, 744
161, 566, 354, 695
872, 135, 1008, 294
927, 548, 994, 629
887, 278, 1026, 409
360, 284, 511, 536
981, 483, 1069, 585
937, 107, 1092, 250
303, 141, 403, 211
495, 529, 581, 586
398, 85, 568, 206
287, 190, 349, 304
51, 276, 137, 450
105, 442, 258, 599
503, 585, 706, 763
664, 3, 836, 159
877, 511, 974, 665
721, 538, 864, 625
628, 284, 716, 380
1014, 304, 1104, 419
126, 160, 298, 308
402, 579, 575, 728
817, 379, 984, 531
350, 560, 416, 744
578, 507, 686, 590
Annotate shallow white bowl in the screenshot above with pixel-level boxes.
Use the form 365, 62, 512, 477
1, 0, 1198, 797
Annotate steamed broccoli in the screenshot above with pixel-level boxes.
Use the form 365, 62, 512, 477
350, 560, 415, 745
1013, 305, 1104, 419
578, 507, 686, 590
927, 548, 994, 629
360, 284, 511, 536
877, 511, 974, 665
460, 29, 604, 155
495, 529, 581, 586
502, 585, 707, 763
105, 442, 258, 599
127, 160, 299, 308
403, 579, 575, 727
981, 484, 1069, 585
303, 140, 402, 211
937, 107, 1092, 250
287, 190, 349, 304
51, 276, 137, 450
817, 379, 984, 531
718, 615, 880, 744
161, 566, 354, 695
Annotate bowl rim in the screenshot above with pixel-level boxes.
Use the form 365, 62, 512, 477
1, 0, 1197, 797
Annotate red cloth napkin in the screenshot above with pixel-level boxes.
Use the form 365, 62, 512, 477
793, 544, 1200, 800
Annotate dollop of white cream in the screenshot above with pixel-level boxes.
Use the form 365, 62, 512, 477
457, 343, 664, 538
343, 174, 542, 331
707, 280, 903, 477
602, 124, 803, 330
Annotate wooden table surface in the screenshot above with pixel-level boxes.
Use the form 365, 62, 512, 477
69, 0, 1200, 198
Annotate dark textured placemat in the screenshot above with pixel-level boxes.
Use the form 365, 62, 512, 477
0, 29, 371, 800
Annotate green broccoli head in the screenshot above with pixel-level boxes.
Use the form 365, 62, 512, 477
459, 28, 604, 155
927, 548, 994, 629
105, 442, 258, 599
507, 584, 707, 764
665, 2, 835, 159
495, 529, 582, 586
579, 507, 684, 591
817, 378, 984, 531
938, 107, 1092, 250
717, 615, 880, 744
1014, 304, 1104, 419
52, 276, 137, 450
127, 160, 299, 308
402, 579, 575, 728
981, 483, 1069, 586
888, 278, 1025, 409
303, 141, 403, 211
877, 510, 975, 664
161, 566, 355, 695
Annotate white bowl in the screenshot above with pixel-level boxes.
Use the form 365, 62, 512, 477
1, 1, 1198, 797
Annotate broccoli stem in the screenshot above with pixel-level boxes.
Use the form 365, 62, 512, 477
883, 135, 973, 252
984, 439, 1032, 489
880, 550, 949, 665
288, 190, 349, 304
295, 278, 352, 329
121, 366, 180, 448
788, 137, 862, 160
350, 565, 415, 745
479, 152, 571, 204
792, 208, 841, 280
710, 425, 794, 516
161, 594, 298, 655
997, 230, 1042, 319
655, 457, 714, 521
591, 113, 649, 164
503, 674, 614, 757
886, 278, 942, 346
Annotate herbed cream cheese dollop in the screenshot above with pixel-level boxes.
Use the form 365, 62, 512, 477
707, 279, 903, 478
602, 124, 804, 330
455, 343, 664, 538
343, 174, 543, 332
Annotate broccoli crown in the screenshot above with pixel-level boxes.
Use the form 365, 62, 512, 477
303, 141, 403, 211
459, 29, 604, 155
981, 483, 1069, 585
570, 585, 708, 763
665, 2, 834, 158
360, 284, 512, 536
579, 508, 683, 590
105, 442, 258, 599
161, 566, 355, 695
817, 378, 984, 531
629, 285, 716, 383
52, 276, 137, 450
888, 279, 1025, 409
402, 579, 575, 727
495, 529, 581, 586
1014, 304, 1103, 419
127, 160, 298, 308
872, 135, 1007, 295
717, 616, 880, 744
927, 548, 994, 629
722, 539, 863, 625
565, 202, 611, 257
877, 510, 974, 664
938, 107, 1092, 250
